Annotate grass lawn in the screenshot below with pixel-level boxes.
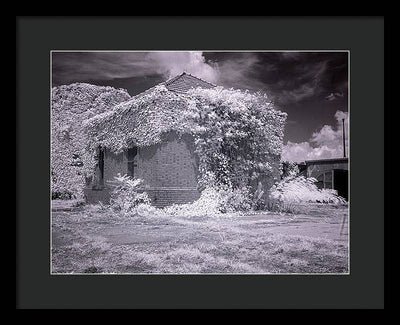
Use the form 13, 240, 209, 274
51, 201, 349, 274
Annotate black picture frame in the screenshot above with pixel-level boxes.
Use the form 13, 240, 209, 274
16, 16, 385, 309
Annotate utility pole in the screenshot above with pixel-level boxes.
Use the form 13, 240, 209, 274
342, 118, 346, 158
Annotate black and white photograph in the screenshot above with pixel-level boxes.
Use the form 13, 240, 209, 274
50, 50, 349, 274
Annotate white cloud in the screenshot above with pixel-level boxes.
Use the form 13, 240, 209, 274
311, 110, 348, 147
282, 141, 344, 163
282, 110, 349, 162
215, 53, 266, 90
325, 92, 344, 101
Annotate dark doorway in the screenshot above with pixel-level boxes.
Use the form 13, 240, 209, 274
127, 147, 138, 178
333, 169, 348, 201
98, 148, 104, 186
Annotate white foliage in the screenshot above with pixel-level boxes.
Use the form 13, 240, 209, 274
109, 174, 151, 216
162, 185, 253, 217
83, 83, 287, 204
83, 85, 193, 153
51, 83, 130, 199
269, 176, 346, 206
163, 188, 222, 217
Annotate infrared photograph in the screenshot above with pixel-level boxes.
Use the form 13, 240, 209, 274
50, 50, 349, 274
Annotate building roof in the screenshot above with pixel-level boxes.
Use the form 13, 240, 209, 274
129, 72, 216, 101
84, 78, 201, 153
163, 72, 216, 93
305, 157, 349, 165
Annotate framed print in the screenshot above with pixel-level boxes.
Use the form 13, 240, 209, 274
16, 16, 385, 309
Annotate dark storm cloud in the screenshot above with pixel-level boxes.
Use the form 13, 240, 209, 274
51, 51, 349, 155
52, 51, 348, 108
52, 51, 219, 86
202, 51, 348, 108
52, 52, 160, 85
252, 52, 348, 107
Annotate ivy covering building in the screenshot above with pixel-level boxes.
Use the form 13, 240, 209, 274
82, 73, 287, 207
53, 73, 287, 207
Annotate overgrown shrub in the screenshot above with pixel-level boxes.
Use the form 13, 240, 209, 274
51, 83, 130, 199
109, 174, 151, 216
281, 161, 300, 178
163, 184, 253, 218
217, 186, 253, 213
268, 176, 346, 213
187, 87, 286, 191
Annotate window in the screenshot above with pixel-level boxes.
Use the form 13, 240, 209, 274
127, 147, 138, 178
98, 148, 104, 185
316, 171, 333, 189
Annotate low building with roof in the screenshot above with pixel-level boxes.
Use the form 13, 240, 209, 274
83, 72, 286, 207
305, 157, 349, 201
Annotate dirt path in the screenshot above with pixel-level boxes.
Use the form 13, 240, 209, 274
97, 210, 348, 245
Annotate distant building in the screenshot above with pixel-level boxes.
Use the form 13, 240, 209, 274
304, 157, 349, 201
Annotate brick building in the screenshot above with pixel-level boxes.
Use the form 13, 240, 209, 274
85, 132, 201, 207
84, 73, 214, 207
84, 72, 284, 207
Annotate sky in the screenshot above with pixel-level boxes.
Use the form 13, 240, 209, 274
52, 51, 349, 163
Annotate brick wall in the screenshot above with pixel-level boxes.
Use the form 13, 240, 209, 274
140, 188, 200, 208
85, 132, 200, 207
137, 133, 199, 188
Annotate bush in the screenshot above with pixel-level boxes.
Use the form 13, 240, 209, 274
163, 185, 253, 217
109, 174, 151, 216
268, 176, 346, 212
217, 186, 253, 213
